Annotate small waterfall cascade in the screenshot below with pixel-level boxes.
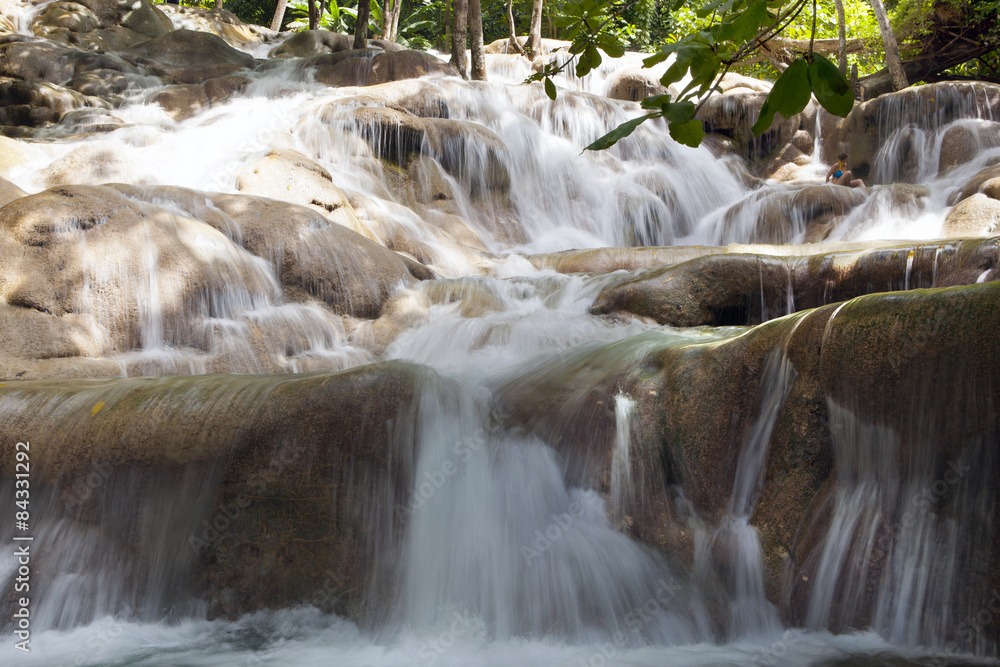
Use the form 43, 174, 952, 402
610, 392, 636, 519
1, 3, 999, 664
701, 349, 797, 640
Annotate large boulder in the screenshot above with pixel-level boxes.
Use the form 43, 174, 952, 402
950, 164, 1000, 205
158, 4, 274, 49
0, 362, 427, 625
696, 91, 809, 165
944, 193, 1000, 237
590, 238, 1000, 326
604, 67, 667, 103
0, 184, 426, 378
235, 149, 377, 241
503, 281, 1000, 650
937, 120, 1000, 176
0, 76, 108, 129
268, 30, 353, 58
0, 37, 137, 86
123, 28, 255, 83
369, 49, 458, 84
31, 0, 173, 51
843, 82, 1000, 182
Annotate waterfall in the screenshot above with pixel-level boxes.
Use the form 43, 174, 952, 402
2, 3, 999, 663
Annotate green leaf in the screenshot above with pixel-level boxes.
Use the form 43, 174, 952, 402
808, 54, 854, 117
544, 77, 557, 100
585, 113, 659, 151
640, 94, 673, 110
715, 0, 769, 43
659, 51, 691, 87
662, 100, 696, 124
576, 43, 603, 78
643, 51, 669, 67
751, 58, 811, 136
669, 119, 705, 147
596, 34, 626, 58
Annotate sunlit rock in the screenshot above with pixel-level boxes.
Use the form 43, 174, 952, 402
944, 193, 1000, 237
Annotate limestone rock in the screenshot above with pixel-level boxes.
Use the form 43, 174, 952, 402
0, 175, 24, 206
937, 120, 1000, 176
269, 30, 352, 58
590, 238, 1000, 326
31, 0, 173, 52
235, 149, 377, 241
604, 67, 667, 103
158, 4, 274, 49
951, 164, 1000, 205
147, 83, 209, 120
943, 193, 1000, 237
0, 76, 108, 129
123, 28, 254, 84
0, 362, 426, 622
369, 49, 458, 85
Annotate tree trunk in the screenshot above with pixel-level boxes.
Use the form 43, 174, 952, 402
526, 0, 543, 57
384, 0, 402, 42
307, 0, 318, 31
506, 0, 525, 55
834, 0, 847, 75
451, 0, 468, 78
270, 0, 288, 31
354, 0, 370, 49
215, 0, 223, 9
468, 0, 486, 80
869, 0, 907, 90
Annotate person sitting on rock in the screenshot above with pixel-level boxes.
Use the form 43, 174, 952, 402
826, 153, 865, 187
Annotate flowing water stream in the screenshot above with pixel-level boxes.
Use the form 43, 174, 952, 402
1, 12, 999, 666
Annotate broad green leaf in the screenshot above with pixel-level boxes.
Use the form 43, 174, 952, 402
576, 43, 603, 78
660, 52, 691, 87
715, 0, 769, 43
751, 58, 810, 135
643, 51, 669, 67
545, 77, 557, 100
585, 113, 659, 151
641, 94, 673, 110
662, 100, 696, 124
669, 119, 705, 147
596, 34, 626, 58
808, 54, 854, 117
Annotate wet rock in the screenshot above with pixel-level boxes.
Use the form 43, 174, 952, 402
147, 83, 209, 120
937, 120, 1000, 176
48, 106, 126, 135
304, 49, 382, 87
112, 184, 424, 319
590, 238, 1000, 326
696, 91, 802, 165
369, 49, 458, 84
269, 30, 353, 58
123, 28, 254, 84
42, 142, 144, 185
0, 362, 427, 622
843, 82, 1000, 182
604, 67, 667, 103
0, 175, 24, 206
337, 104, 510, 198
0, 76, 107, 129
202, 73, 250, 104
32, 0, 173, 52
158, 4, 274, 49
528, 246, 722, 274
944, 193, 1000, 237
0, 184, 424, 375
67, 68, 133, 97
951, 164, 1000, 205
235, 149, 377, 241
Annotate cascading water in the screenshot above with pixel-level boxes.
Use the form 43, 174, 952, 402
1, 3, 999, 664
